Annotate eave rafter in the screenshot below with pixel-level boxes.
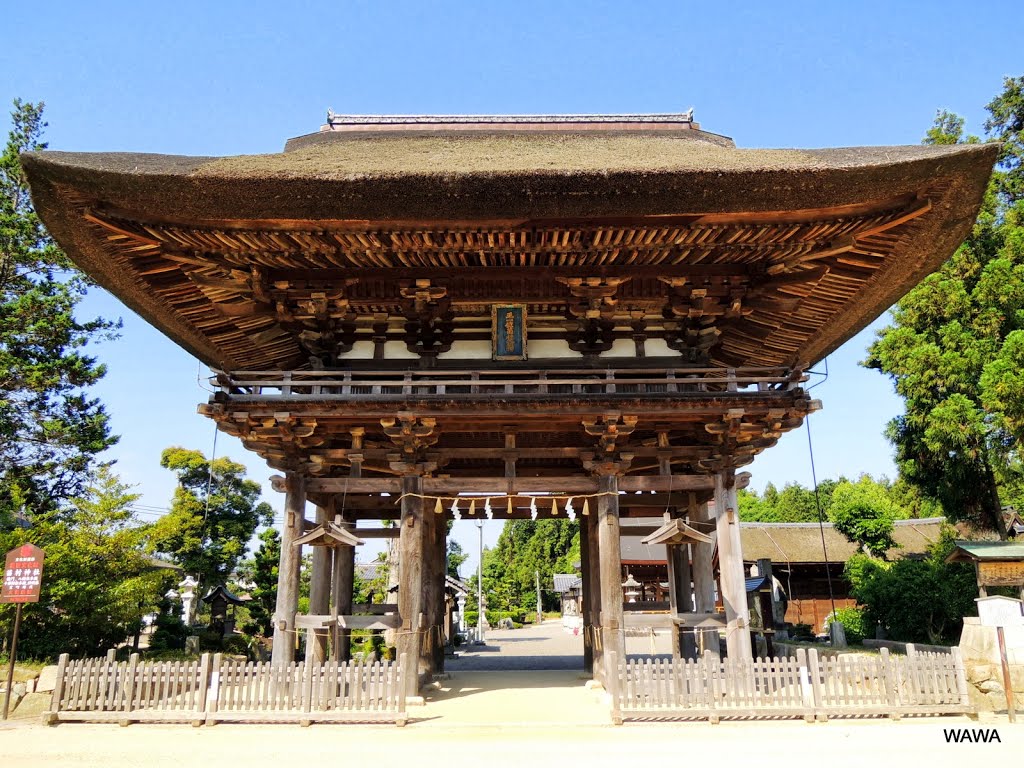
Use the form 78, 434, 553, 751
79, 193, 937, 369
198, 376, 816, 479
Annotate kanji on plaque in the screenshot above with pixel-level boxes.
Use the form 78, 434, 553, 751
1, 544, 45, 603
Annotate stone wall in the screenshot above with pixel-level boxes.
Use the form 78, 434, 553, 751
958, 617, 1024, 711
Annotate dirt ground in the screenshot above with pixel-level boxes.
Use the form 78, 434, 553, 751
3, 715, 1020, 768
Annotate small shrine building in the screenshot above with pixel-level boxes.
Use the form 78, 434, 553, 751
23, 113, 995, 698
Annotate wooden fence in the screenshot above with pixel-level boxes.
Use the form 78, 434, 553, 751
45, 650, 407, 726
609, 646, 972, 723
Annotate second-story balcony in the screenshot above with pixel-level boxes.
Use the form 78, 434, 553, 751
210, 366, 807, 403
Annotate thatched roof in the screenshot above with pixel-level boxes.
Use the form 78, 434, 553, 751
21, 125, 996, 371
621, 516, 948, 564
740, 517, 946, 563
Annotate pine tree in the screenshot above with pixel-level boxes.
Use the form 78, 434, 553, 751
0, 99, 118, 525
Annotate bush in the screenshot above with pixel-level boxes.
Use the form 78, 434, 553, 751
844, 527, 976, 644
789, 623, 814, 641
142, 649, 199, 662
148, 612, 188, 653
486, 608, 525, 626
826, 607, 867, 644
221, 634, 251, 657
199, 629, 225, 651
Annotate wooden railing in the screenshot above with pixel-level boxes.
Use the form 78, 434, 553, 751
45, 650, 407, 726
608, 645, 971, 724
211, 366, 805, 401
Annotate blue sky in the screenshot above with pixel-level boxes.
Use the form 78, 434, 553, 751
3, 1, 1021, 574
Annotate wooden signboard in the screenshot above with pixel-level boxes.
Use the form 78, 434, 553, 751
978, 560, 1024, 588
2, 543, 44, 719
1, 543, 44, 603
492, 304, 527, 360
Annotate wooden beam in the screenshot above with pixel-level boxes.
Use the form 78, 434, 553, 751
352, 527, 400, 539
294, 474, 743, 495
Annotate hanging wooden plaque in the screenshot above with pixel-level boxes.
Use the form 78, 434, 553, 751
492, 304, 527, 360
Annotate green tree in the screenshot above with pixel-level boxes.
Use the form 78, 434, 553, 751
739, 479, 839, 522
866, 79, 1024, 536
0, 467, 166, 658
237, 526, 280, 637
447, 538, 468, 579
148, 447, 273, 598
0, 99, 118, 527
828, 477, 903, 557
481, 518, 579, 616
845, 527, 976, 644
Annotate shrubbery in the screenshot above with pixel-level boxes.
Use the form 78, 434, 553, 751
826, 606, 868, 644
844, 527, 976, 644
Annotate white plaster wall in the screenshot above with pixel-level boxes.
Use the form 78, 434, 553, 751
382, 340, 420, 360
436, 340, 492, 360
335, 340, 376, 360
528, 339, 577, 359
643, 338, 674, 357
602, 338, 638, 358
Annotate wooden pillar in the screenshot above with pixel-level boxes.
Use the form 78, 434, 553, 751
305, 505, 331, 665
397, 475, 425, 698
714, 472, 752, 661
419, 505, 446, 678
272, 472, 305, 668
580, 513, 593, 674
586, 506, 604, 680
666, 539, 695, 658
597, 475, 625, 685
691, 503, 716, 606
333, 518, 356, 662
690, 502, 718, 656
433, 512, 448, 672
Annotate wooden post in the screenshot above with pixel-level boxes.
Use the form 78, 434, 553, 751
46, 653, 69, 724
997, 626, 1017, 723
667, 539, 695, 659
433, 507, 448, 672
666, 543, 681, 658
587, 504, 604, 681
334, 517, 356, 663
305, 505, 331, 665
756, 558, 785, 630
418, 503, 444, 678
2, 603, 23, 720
397, 475, 425, 699
598, 475, 625, 687
608, 649, 623, 725
691, 502, 716, 611
580, 513, 593, 674
714, 472, 752, 661
272, 472, 305, 668
690, 501, 718, 655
